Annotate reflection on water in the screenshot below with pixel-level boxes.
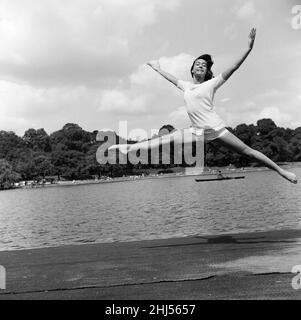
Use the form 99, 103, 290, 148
0, 168, 300, 251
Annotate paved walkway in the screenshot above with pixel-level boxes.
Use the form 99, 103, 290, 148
0, 229, 301, 299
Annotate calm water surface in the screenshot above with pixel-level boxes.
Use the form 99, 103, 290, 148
0, 168, 300, 251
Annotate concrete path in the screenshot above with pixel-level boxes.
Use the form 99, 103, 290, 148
0, 229, 301, 299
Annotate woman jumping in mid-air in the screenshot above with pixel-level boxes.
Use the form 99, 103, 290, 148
109, 28, 297, 184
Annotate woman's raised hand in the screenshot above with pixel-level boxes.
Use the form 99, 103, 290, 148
146, 60, 178, 86
147, 60, 161, 71
248, 28, 256, 50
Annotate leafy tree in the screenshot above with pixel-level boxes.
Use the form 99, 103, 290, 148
257, 118, 277, 136
158, 124, 175, 136
0, 159, 21, 189
33, 154, 53, 179
288, 127, 301, 161
23, 128, 52, 152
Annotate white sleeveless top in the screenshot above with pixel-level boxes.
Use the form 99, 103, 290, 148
177, 74, 226, 131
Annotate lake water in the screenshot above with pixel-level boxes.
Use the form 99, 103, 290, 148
0, 168, 300, 251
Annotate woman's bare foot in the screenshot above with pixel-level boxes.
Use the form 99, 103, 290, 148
108, 144, 131, 154
279, 169, 298, 184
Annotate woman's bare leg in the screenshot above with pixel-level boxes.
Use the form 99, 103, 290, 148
108, 129, 195, 154
215, 131, 297, 184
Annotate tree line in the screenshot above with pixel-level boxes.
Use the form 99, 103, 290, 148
0, 119, 300, 189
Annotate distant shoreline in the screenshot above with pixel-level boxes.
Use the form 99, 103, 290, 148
6, 162, 300, 190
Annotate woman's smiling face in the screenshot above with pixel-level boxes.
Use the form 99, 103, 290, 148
192, 59, 208, 77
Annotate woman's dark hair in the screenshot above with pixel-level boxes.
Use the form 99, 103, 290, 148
190, 54, 214, 81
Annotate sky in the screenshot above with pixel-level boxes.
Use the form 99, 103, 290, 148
0, 0, 300, 140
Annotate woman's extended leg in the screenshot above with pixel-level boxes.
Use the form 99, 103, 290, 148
108, 129, 196, 154
215, 131, 297, 184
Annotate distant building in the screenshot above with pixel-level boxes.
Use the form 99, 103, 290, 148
184, 166, 204, 176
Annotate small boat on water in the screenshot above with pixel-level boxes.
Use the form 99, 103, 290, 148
195, 176, 245, 182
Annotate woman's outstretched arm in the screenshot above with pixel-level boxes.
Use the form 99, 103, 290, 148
147, 60, 179, 88
222, 28, 256, 81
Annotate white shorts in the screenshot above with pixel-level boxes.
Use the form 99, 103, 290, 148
188, 126, 228, 142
